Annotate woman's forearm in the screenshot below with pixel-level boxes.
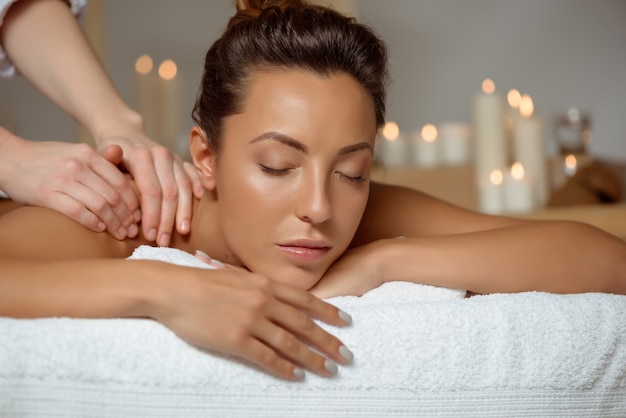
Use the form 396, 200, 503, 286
378, 221, 626, 294
0, 258, 166, 319
0, 0, 139, 141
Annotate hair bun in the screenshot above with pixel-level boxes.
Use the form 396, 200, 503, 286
236, 0, 307, 15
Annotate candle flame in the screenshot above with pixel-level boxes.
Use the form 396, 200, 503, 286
158, 59, 178, 81
135, 55, 153, 75
507, 89, 521, 109
519, 94, 534, 118
489, 169, 504, 186
565, 154, 577, 170
511, 162, 525, 180
421, 123, 438, 143
482, 78, 495, 94
382, 121, 400, 141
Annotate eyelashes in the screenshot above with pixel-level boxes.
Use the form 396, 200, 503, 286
258, 164, 366, 184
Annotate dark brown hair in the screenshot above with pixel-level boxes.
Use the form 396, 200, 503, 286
192, 0, 388, 149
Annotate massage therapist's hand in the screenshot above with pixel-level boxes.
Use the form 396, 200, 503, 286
97, 125, 203, 247
310, 240, 387, 299
151, 266, 353, 381
0, 127, 139, 240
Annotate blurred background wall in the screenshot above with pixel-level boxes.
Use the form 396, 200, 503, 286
1, 0, 624, 159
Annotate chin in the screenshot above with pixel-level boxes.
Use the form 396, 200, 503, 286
267, 264, 325, 290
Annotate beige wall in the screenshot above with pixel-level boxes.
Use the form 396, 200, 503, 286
1, 0, 624, 159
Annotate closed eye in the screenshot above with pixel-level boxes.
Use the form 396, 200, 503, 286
338, 172, 367, 184
259, 164, 291, 176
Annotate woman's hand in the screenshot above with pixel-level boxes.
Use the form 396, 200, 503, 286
98, 131, 203, 247
310, 241, 387, 299
152, 266, 354, 381
0, 130, 139, 240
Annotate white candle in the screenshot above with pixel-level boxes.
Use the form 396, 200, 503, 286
378, 121, 408, 167
472, 79, 507, 180
504, 162, 536, 213
512, 94, 548, 207
412, 123, 440, 167
478, 168, 505, 214
132, 54, 158, 138
439, 121, 471, 165
155, 59, 183, 153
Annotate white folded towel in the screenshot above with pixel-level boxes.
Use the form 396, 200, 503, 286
2, 245, 626, 417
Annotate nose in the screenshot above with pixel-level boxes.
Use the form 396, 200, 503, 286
295, 169, 332, 225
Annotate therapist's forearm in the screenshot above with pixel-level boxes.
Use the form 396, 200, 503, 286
0, 0, 140, 142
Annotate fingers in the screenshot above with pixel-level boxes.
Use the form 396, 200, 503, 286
127, 147, 162, 242
172, 158, 193, 235
151, 148, 178, 246
123, 146, 197, 246
52, 145, 138, 238
183, 160, 204, 199
240, 277, 353, 380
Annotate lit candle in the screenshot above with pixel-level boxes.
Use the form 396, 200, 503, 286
504, 162, 536, 213
439, 122, 471, 166
155, 59, 183, 153
564, 154, 578, 177
132, 54, 158, 138
478, 168, 505, 214
412, 123, 440, 167
472, 79, 507, 180
512, 94, 549, 207
378, 121, 408, 167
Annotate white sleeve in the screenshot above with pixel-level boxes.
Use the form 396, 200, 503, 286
0, 0, 87, 78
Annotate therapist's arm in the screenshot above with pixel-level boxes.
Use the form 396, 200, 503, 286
0, 0, 202, 245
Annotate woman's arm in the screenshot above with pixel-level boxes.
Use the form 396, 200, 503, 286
313, 182, 626, 297
0, 207, 353, 380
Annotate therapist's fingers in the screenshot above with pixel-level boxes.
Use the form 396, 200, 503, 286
173, 160, 193, 235
183, 160, 204, 199
151, 148, 179, 247
124, 146, 163, 242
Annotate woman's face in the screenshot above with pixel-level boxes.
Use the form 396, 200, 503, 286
212, 69, 377, 289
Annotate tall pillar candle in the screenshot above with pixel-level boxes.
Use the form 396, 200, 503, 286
132, 54, 158, 139
513, 94, 549, 207
155, 59, 183, 153
472, 78, 507, 180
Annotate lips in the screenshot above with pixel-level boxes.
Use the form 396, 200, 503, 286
276, 239, 332, 262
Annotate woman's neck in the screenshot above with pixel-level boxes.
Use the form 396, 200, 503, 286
168, 193, 238, 264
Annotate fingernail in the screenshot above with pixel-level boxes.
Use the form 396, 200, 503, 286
194, 250, 226, 269
134, 210, 142, 222
338, 310, 352, 325
324, 360, 338, 376
147, 228, 157, 241
180, 219, 190, 233
210, 258, 225, 268
118, 226, 127, 239
293, 367, 305, 380
97, 222, 106, 232
195, 249, 211, 261
339, 345, 353, 363
128, 223, 138, 237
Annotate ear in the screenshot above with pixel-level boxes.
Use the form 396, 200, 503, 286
189, 126, 218, 191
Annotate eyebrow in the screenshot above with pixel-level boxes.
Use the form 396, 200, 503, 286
250, 131, 373, 156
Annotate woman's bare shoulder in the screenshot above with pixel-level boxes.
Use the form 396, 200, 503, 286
0, 205, 141, 260
353, 182, 530, 245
